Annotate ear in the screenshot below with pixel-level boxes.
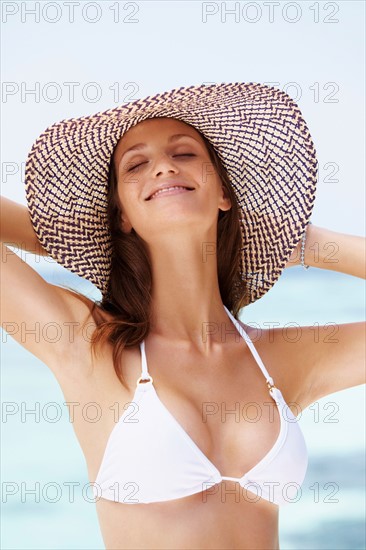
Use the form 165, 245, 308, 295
120, 212, 133, 234
218, 184, 232, 213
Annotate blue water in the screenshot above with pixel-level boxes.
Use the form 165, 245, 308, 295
1, 266, 365, 549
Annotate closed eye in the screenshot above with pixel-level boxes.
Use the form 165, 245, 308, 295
127, 154, 196, 172
127, 161, 147, 172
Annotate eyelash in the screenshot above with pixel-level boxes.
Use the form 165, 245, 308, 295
127, 154, 196, 172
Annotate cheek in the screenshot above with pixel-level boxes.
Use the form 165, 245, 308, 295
203, 169, 222, 192
117, 170, 142, 201
198, 160, 218, 186
116, 185, 141, 224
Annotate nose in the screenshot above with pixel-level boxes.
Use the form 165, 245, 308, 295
152, 153, 179, 177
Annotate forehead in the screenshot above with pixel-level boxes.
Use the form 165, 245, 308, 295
114, 117, 204, 160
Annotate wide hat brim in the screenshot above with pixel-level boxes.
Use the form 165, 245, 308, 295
25, 82, 318, 305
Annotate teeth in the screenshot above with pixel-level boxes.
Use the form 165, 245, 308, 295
150, 186, 189, 199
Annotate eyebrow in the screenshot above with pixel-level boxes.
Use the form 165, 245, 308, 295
119, 134, 201, 164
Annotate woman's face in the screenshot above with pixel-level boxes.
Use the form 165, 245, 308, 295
113, 117, 231, 239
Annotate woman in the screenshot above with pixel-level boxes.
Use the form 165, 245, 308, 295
1, 82, 365, 549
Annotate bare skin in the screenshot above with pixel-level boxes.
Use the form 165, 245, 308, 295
1, 117, 365, 549
57, 299, 284, 550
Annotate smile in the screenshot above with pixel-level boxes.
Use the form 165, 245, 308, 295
149, 187, 195, 200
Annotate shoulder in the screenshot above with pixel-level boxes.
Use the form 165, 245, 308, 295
235, 318, 306, 406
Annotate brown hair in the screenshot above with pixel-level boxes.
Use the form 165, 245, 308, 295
72, 124, 249, 389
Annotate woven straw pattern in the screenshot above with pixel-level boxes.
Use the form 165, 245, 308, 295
25, 82, 318, 304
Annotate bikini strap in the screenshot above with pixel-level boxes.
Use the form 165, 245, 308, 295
223, 305, 276, 390
138, 340, 153, 384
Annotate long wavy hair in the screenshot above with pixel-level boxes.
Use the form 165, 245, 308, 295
71, 122, 249, 389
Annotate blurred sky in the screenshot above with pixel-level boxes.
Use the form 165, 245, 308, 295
1, 0, 365, 243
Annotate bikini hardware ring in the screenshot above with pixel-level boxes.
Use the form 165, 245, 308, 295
137, 375, 154, 386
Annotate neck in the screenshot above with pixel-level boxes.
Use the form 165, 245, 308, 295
146, 234, 236, 355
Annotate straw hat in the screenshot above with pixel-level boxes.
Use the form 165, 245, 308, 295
25, 82, 318, 305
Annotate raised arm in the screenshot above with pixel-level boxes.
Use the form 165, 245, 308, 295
0, 196, 96, 376
278, 223, 366, 410
286, 223, 366, 279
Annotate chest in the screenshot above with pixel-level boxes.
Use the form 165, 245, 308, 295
60, 339, 287, 482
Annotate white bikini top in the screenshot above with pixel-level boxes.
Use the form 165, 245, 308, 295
93, 306, 308, 506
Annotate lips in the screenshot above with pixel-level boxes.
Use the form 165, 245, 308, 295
146, 184, 194, 201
